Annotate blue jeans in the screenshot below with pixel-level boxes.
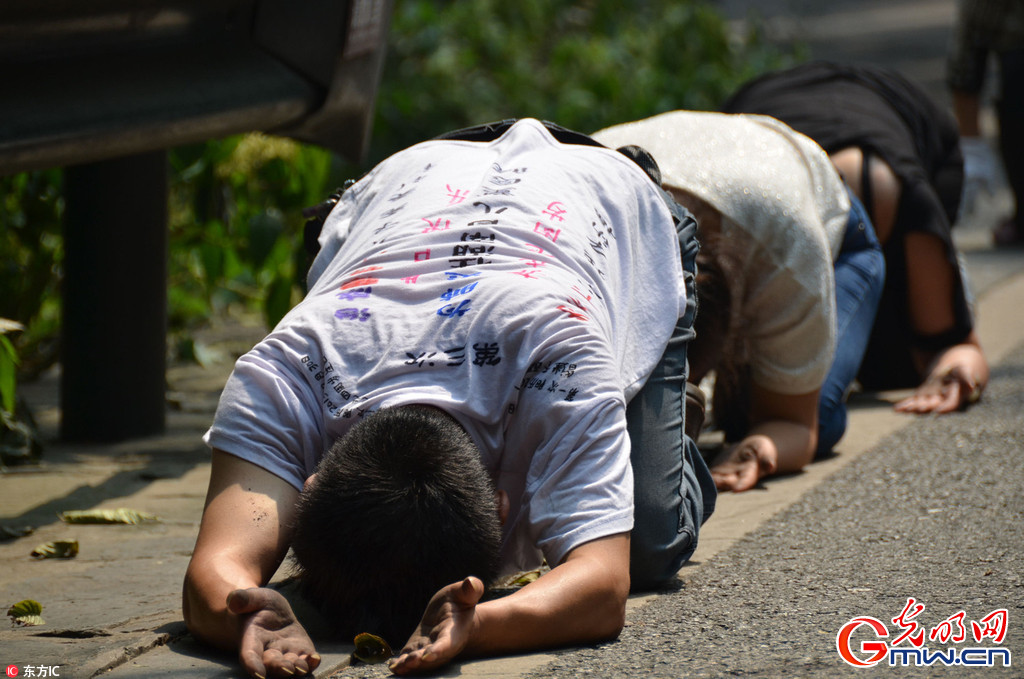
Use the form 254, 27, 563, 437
816, 189, 886, 457
626, 199, 717, 589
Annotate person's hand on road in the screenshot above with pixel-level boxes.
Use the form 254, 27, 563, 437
710, 435, 777, 492
227, 587, 321, 678
895, 366, 981, 414
896, 344, 987, 414
389, 577, 484, 675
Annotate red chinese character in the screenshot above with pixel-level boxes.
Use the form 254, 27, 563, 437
929, 610, 967, 644
534, 222, 561, 243
512, 269, 542, 280
523, 242, 544, 254
557, 298, 588, 322
422, 217, 451, 233
566, 297, 588, 312
971, 609, 1008, 644
414, 250, 431, 262
340, 277, 378, 290
570, 285, 592, 302
542, 201, 567, 222
446, 184, 469, 205
401, 275, 420, 284
891, 598, 927, 648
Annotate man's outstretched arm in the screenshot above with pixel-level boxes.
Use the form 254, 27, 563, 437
183, 450, 320, 678
389, 532, 630, 675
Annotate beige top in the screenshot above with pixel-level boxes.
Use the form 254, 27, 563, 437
593, 111, 850, 394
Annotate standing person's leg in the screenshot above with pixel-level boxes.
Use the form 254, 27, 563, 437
626, 208, 716, 590
817, 190, 886, 457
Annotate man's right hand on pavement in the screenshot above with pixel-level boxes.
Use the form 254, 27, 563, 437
227, 587, 321, 678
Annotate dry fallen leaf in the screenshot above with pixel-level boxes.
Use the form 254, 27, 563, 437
58, 509, 159, 525
353, 632, 393, 664
31, 539, 79, 559
7, 599, 44, 626
508, 570, 542, 586
495, 565, 549, 588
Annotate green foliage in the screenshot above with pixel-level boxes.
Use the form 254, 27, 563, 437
0, 172, 63, 374
0, 319, 42, 467
0, 138, 339, 370
370, 0, 796, 161
0, 326, 19, 414
167, 134, 338, 337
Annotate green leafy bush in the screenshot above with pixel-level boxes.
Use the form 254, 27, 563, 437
167, 134, 338, 337
0, 171, 63, 376
0, 318, 41, 465
370, 0, 795, 160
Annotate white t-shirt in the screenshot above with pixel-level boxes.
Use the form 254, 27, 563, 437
205, 119, 686, 572
594, 111, 849, 395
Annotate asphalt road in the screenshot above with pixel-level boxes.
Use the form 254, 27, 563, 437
519, 342, 1023, 678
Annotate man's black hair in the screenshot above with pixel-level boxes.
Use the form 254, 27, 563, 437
290, 405, 502, 645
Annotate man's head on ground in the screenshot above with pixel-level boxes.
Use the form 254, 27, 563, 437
290, 404, 503, 644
